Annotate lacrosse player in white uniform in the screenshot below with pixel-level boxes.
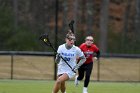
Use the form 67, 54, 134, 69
52, 30, 86, 93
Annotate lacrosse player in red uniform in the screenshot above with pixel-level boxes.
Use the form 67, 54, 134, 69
75, 36, 100, 93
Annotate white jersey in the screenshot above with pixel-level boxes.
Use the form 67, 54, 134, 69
57, 44, 84, 78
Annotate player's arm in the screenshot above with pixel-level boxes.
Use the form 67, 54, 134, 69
72, 49, 86, 72
55, 46, 61, 63
95, 50, 100, 59
93, 44, 100, 60
77, 55, 86, 66
73, 55, 86, 72
76, 46, 86, 66
55, 53, 61, 63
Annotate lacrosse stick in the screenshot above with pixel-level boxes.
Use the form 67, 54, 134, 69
39, 34, 76, 73
69, 20, 77, 45
69, 20, 75, 33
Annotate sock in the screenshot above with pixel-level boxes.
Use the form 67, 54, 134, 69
83, 87, 88, 92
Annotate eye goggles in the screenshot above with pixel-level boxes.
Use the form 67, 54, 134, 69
67, 37, 76, 41
86, 39, 93, 42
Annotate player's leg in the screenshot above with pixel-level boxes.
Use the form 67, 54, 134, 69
60, 81, 66, 93
83, 62, 93, 93
75, 65, 85, 86
77, 65, 85, 80
52, 73, 69, 93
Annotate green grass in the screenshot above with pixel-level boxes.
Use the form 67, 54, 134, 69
0, 80, 140, 93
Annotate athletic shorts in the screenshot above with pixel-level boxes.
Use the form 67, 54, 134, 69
57, 67, 76, 79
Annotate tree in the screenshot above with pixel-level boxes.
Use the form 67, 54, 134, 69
86, 0, 94, 36
99, 0, 110, 53
134, 0, 140, 53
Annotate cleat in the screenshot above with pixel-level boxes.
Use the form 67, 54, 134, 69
74, 75, 79, 86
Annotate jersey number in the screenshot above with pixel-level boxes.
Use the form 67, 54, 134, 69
64, 57, 70, 61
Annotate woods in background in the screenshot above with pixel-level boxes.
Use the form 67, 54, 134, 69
0, 0, 140, 54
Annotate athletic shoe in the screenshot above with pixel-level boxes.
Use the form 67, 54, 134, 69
83, 92, 88, 93
74, 75, 79, 86
83, 87, 88, 93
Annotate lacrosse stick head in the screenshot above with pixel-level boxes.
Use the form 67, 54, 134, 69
39, 34, 51, 46
69, 20, 75, 33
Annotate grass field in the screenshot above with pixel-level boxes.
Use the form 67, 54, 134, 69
0, 80, 140, 93
0, 56, 140, 93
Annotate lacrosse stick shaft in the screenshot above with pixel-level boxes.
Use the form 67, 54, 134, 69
43, 41, 75, 73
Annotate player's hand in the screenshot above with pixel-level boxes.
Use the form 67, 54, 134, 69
55, 53, 61, 64
94, 57, 100, 61
72, 64, 80, 72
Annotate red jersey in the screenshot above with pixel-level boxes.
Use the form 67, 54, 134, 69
79, 43, 99, 64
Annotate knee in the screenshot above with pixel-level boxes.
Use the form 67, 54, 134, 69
78, 76, 84, 80
85, 74, 90, 80
56, 78, 62, 84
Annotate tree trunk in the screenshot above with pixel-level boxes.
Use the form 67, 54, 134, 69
62, 0, 68, 32
121, 0, 131, 52
13, 0, 18, 32
73, 0, 78, 35
99, 0, 110, 53
135, 0, 140, 49
86, 0, 94, 36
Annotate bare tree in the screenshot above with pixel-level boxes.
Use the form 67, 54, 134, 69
13, 0, 18, 32
135, 0, 140, 38
135, 0, 140, 49
73, 0, 78, 35
121, 0, 132, 52
62, 0, 68, 32
135, 0, 140, 31
99, 0, 110, 53
86, 0, 94, 36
